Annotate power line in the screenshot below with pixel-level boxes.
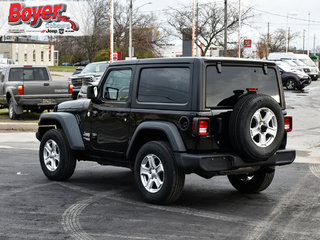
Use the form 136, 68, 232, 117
253, 8, 320, 24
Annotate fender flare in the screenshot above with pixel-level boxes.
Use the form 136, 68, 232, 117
126, 121, 186, 159
37, 112, 85, 150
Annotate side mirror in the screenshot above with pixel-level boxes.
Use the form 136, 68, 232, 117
105, 87, 119, 100
87, 85, 98, 99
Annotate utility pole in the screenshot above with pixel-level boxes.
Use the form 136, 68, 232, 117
238, 0, 241, 58
267, 22, 270, 58
314, 34, 316, 55
110, 0, 114, 63
288, 27, 290, 51
224, 0, 227, 57
307, 12, 310, 56
192, 0, 195, 57
196, 0, 199, 57
303, 29, 305, 54
129, 0, 132, 59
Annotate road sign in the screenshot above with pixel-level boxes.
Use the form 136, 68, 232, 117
244, 39, 252, 48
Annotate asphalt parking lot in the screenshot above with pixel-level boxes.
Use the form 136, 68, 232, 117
0, 82, 320, 240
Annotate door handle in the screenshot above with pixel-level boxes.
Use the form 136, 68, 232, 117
43, 83, 49, 86
115, 113, 128, 117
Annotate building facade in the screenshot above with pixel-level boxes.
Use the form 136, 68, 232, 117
0, 42, 58, 66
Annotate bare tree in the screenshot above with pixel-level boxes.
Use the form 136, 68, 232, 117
256, 28, 299, 59
167, 2, 254, 56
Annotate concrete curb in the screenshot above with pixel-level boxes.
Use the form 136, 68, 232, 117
0, 123, 38, 131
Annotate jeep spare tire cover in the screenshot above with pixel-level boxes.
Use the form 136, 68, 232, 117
229, 94, 284, 162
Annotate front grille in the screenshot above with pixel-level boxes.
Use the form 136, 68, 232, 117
72, 77, 92, 87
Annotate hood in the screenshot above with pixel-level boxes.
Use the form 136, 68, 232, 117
70, 72, 104, 79
57, 99, 91, 112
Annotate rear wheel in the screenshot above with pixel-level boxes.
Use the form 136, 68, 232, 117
286, 79, 296, 90
228, 167, 275, 193
39, 129, 76, 181
134, 141, 185, 204
8, 99, 21, 120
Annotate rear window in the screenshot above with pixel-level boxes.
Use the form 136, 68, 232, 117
9, 68, 49, 81
138, 67, 190, 104
206, 65, 280, 107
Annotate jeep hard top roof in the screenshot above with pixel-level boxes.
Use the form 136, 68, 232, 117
110, 57, 277, 66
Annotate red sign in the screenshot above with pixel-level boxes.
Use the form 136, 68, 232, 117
244, 39, 252, 48
8, 3, 79, 31
109, 52, 122, 61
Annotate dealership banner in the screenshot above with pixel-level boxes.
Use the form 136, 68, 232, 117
0, 0, 91, 36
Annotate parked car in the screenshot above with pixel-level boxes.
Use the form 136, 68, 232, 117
61, 62, 72, 66
72, 66, 84, 76
268, 52, 319, 80
0, 65, 73, 119
73, 60, 90, 66
36, 57, 295, 204
0, 58, 15, 67
277, 62, 311, 90
69, 61, 109, 99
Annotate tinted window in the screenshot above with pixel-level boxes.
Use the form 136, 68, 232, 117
82, 62, 108, 74
9, 68, 49, 81
206, 66, 280, 107
138, 68, 190, 103
102, 69, 131, 101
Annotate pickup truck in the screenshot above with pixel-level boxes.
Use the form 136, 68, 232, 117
0, 65, 73, 120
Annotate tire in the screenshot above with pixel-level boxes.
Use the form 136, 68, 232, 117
228, 167, 275, 193
8, 99, 21, 120
134, 141, 185, 204
39, 129, 76, 181
286, 79, 296, 90
229, 94, 284, 162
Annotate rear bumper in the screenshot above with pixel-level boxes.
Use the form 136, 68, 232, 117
175, 149, 295, 177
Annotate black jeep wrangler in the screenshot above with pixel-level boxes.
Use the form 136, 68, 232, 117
36, 58, 295, 204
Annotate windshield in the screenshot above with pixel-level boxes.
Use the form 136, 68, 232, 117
298, 58, 316, 67
282, 60, 297, 67
292, 60, 306, 66
277, 64, 291, 72
81, 62, 108, 74
206, 65, 280, 107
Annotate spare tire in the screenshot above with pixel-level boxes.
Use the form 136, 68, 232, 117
229, 93, 284, 162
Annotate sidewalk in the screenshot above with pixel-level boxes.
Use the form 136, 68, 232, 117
0, 122, 38, 131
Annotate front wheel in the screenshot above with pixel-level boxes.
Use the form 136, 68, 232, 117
39, 129, 76, 181
286, 79, 296, 90
227, 167, 275, 193
134, 141, 185, 204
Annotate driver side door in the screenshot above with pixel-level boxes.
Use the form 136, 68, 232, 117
88, 67, 133, 160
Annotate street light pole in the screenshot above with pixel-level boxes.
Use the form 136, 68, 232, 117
110, 0, 114, 63
224, 0, 227, 57
129, 0, 132, 59
238, 0, 241, 58
192, 0, 195, 57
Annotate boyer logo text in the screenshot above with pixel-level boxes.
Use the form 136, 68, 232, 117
8, 3, 79, 32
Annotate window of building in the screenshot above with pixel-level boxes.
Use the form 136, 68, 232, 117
41, 51, 44, 62
24, 53, 27, 62
33, 51, 36, 62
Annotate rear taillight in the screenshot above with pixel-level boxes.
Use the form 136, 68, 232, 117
284, 116, 292, 132
69, 84, 74, 94
18, 85, 24, 95
193, 118, 210, 136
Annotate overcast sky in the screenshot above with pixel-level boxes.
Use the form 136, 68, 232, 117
120, 0, 320, 52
